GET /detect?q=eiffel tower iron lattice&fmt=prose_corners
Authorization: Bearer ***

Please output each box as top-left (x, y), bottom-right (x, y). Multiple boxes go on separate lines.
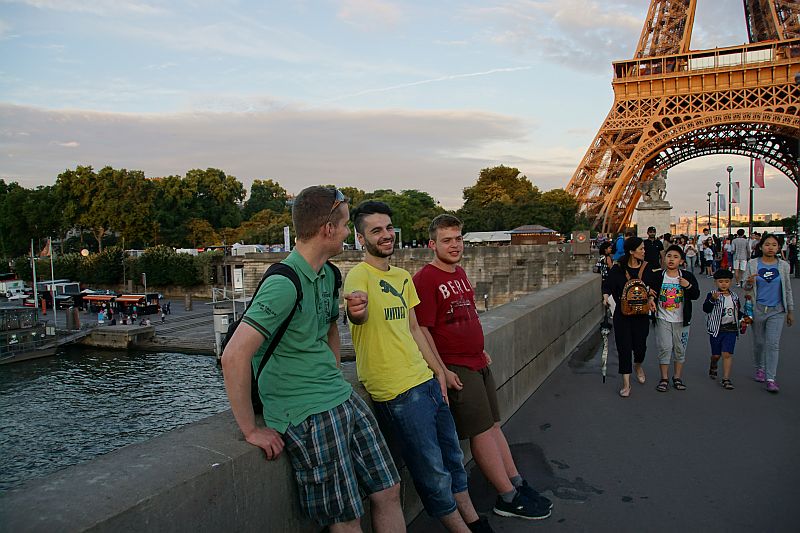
top-left (566, 0), bottom-right (800, 233)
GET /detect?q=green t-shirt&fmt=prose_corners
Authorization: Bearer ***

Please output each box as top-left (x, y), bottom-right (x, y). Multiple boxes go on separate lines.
top-left (242, 250), bottom-right (351, 432)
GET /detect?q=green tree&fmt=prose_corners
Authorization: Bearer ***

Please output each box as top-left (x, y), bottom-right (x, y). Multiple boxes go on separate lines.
top-left (533, 189), bottom-right (580, 235)
top-left (364, 189), bottom-right (445, 245)
top-left (184, 168), bottom-right (245, 229)
top-left (242, 179), bottom-right (288, 220)
top-left (185, 218), bottom-right (219, 248)
top-left (237, 209), bottom-right (293, 244)
top-left (152, 174), bottom-right (194, 246)
top-left (457, 166), bottom-right (541, 232)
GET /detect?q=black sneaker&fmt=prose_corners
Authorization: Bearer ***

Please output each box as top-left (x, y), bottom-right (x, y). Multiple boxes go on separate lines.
top-left (467, 515), bottom-right (495, 532)
top-left (518, 480), bottom-right (554, 510)
top-left (493, 492), bottom-right (551, 520)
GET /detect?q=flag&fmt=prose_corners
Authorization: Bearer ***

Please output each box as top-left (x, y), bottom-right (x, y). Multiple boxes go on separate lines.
top-left (719, 194), bottom-right (726, 211)
top-left (754, 158), bottom-right (765, 188)
top-left (732, 182), bottom-right (740, 204)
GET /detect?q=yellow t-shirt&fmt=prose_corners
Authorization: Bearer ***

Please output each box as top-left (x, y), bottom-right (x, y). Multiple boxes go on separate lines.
top-left (344, 262), bottom-right (433, 401)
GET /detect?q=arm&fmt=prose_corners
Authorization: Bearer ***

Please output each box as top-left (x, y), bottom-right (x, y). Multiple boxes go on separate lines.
top-left (220, 323), bottom-right (285, 460)
top-left (702, 291), bottom-right (718, 313)
top-left (327, 321), bottom-right (341, 366)
top-left (682, 272), bottom-right (701, 301)
top-left (408, 308), bottom-right (448, 402)
top-left (419, 325), bottom-right (463, 390)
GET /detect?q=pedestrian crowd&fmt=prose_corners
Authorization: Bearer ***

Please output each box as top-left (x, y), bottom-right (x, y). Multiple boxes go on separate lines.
top-left (596, 226), bottom-right (794, 398)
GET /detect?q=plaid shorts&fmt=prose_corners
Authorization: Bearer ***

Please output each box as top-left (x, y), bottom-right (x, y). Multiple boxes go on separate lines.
top-left (283, 391), bottom-right (400, 526)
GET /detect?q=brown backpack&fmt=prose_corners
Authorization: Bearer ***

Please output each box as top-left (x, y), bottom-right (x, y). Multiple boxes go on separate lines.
top-left (620, 262), bottom-right (650, 316)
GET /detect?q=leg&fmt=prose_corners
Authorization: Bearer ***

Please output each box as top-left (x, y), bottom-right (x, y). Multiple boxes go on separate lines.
top-left (654, 319), bottom-right (672, 380)
top-left (722, 352), bottom-right (733, 380)
top-left (453, 491), bottom-right (479, 527)
top-left (672, 324), bottom-right (689, 380)
top-left (471, 429), bottom-right (514, 494)
top-left (375, 379), bottom-right (463, 525)
top-left (613, 315), bottom-right (633, 395)
top-left (368, 485), bottom-right (404, 533)
top-left (763, 310), bottom-right (785, 382)
top-left (330, 520), bottom-right (362, 533)
top-left (752, 306), bottom-right (768, 372)
top-left (433, 396), bottom-right (477, 525)
top-left (346, 394), bottom-right (404, 533)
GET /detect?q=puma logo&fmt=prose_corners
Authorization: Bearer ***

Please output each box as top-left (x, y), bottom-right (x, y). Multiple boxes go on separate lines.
top-left (379, 279), bottom-right (407, 308)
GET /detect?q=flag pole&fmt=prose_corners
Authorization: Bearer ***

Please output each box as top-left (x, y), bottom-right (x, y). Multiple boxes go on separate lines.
top-left (49, 237), bottom-right (57, 329)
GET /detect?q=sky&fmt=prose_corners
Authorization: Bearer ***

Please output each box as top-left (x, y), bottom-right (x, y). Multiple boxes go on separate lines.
top-left (0, 0), bottom-right (797, 220)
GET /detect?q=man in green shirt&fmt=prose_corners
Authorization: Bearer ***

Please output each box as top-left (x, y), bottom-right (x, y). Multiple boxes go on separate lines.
top-left (222, 186), bottom-right (403, 532)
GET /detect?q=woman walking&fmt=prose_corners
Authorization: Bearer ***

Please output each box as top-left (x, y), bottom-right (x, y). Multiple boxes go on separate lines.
top-left (684, 237), bottom-right (698, 273)
top-left (743, 233), bottom-right (795, 393)
top-left (603, 237), bottom-right (659, 398)
top-left (704, 237), bottom-right (715, 277)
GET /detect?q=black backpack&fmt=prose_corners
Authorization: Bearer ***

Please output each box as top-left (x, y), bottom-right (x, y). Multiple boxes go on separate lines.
top-left (221, 261), bottom-right (341, 413)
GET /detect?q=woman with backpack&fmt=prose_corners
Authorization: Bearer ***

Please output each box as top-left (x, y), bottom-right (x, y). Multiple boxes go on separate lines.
top-left (603, 237), bottom-right (659, 397)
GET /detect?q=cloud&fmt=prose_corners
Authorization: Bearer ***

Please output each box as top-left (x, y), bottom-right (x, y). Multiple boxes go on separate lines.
top-left (466, 0), bottom-right (749, 73)
top-left (11, 0), bottom-right (166, 16)
top-left (0, 103), bottom-right (529, 209)
top-left (0, 19), bottom-right (11, 39)
top-left (337, 0), bottom-right (403, 31)
top-left (327, 66), bottom-right (533, 102)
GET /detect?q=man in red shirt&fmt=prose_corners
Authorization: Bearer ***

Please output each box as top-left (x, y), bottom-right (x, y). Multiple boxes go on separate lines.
top-left (413, 214), bottom-right (552, 521)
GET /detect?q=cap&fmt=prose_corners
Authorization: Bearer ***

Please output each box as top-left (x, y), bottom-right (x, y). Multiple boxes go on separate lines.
top-left (713, 268), bottom-right (734, 280)
top-left (647, 226), bottom-right (657, 232)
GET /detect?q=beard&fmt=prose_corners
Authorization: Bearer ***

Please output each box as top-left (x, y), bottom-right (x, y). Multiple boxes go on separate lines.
top-left (364, 237), bottom-right (394, 258)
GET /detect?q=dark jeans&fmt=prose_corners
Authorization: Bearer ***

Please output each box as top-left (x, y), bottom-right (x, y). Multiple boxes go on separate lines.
top-left (613, 313), bottom-right (651, 374)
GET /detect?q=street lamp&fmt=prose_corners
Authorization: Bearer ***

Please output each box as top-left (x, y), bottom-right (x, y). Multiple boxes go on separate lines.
top-left (726, 165), bottom-right (733, 235)
top-left (694, 210), bottom-right (698, 237)
top-left (745, 137), bottom-right (757, 236)
top-left (715, 181), bottom-right (721, 238)
top-left (707, 191), bottom-right (712, 234)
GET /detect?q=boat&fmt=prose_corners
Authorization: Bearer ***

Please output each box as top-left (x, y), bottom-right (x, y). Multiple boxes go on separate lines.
top-left (0, 305), bottom-right (58, 365)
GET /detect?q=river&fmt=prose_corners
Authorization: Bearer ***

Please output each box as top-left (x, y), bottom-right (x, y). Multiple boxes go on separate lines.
top-left (0, 346), bottom-right (228, 492)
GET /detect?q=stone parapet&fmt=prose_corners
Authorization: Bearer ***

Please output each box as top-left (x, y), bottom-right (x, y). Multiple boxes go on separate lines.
top-left (0, 274), bottom-right (602, 533)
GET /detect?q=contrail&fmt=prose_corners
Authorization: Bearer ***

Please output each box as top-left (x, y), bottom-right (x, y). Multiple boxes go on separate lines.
top-left (327, 66), bottom-right (533, 102)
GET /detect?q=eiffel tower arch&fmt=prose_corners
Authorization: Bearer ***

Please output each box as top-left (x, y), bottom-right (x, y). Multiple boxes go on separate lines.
top-left (566, 0), bottom-right (800, 233)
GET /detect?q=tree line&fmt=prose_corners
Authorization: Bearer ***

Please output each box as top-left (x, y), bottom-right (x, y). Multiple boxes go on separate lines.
top-left (0, 164), bottom-right (584, 262)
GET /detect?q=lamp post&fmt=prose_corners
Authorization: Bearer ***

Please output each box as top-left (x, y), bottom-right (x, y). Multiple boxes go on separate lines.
top-left (707, 191), bottom-right (712, 234)
top-left (694, 210), bottom-right (698, 237)
top-left (746, 137), bottom-right (757, 236)
top-left (726, 165), bottom-right (733, 236)
top-left (715, 181), bottom-right (721, 238)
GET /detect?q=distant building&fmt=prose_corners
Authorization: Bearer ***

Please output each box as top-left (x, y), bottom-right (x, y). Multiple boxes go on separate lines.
top-left (507, 225), bottom-right (560, 245)
top-left (462, 231), bottom-right (511, 246)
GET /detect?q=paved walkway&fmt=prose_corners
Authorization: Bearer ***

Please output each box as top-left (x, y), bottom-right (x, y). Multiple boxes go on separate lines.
top-left (410, 274), bottom-right (799, 533)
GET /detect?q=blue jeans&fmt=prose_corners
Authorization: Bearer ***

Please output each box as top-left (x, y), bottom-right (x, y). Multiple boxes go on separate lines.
top-left (374, 378), bottom-right (467, 518)
top-left (752, 302), bottom-right (785, 382)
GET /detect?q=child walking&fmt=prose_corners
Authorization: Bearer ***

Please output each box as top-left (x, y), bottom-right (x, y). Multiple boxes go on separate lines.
top-left (702, 269), bottom-right (741, 390)
top-left (651, 245), bottom-right (701, 391)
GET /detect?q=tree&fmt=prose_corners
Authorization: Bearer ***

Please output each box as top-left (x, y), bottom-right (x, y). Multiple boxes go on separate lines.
top-left (184, 168), bottom-right (245, 229)
top-left (242, 179), bottom-right (288, 220)
top-left (185, 218), bottom-right (219, 248)
top-left (237, 209), bottom-right (293, 244)
top-left (56, 165), bottom-right (155, 252)
top-left (457, 166), bottom-right (541, 232)
top-left (533, 189), bottom-right (580, 235)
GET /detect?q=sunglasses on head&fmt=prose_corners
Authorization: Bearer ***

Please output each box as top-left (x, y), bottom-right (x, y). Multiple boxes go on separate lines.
top-left (326, 189), bottom-right (347, 224)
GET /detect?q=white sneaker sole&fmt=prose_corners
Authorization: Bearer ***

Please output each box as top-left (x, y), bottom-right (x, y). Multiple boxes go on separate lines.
top-left (492, 507), bottom-right (552, 520)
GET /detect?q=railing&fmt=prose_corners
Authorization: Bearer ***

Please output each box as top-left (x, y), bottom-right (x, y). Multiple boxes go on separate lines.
top-left (613, 38), bottom-right (800, 80)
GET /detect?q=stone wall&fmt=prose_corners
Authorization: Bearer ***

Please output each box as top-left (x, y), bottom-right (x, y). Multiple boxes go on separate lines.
top-left (231, 244), bottom-right (593, 308)
top-left (0, 273), bottom-right (602, 533)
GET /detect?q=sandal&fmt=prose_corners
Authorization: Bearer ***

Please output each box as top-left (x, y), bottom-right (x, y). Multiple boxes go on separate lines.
top-left (709, 364), bottom-right (718, 380)
top-left (721, 379), bottom-right (735, 390)
top-left (635, 366), bottom-right (646, 384)
top-left (656, 379), bottom-right (669, 392)
top-left (672, 377), bottom-right (687, 390)
top-left (619, 387), bottom-right (631, 398)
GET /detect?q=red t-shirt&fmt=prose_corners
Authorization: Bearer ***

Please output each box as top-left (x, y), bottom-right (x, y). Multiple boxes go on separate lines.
top-left (412, 264), bottom-right (486, 371)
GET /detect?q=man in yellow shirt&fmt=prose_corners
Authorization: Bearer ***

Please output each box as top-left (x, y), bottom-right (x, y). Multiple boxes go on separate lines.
top-left (345, 201), bottom-right (491, 533)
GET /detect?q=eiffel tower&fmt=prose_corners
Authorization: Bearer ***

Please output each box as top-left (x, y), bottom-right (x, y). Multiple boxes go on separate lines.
top-left (566, 0), bottom-right (800, 233)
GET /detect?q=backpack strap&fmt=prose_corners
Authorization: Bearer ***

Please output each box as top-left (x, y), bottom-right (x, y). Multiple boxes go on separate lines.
top-left (637, 261), bottom-right (647, 280)
top-left (253, 263), bottom-right (303, 382)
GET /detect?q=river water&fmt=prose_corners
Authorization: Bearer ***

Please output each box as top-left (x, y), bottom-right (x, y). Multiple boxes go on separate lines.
top-left (0, 346), bottom-right (228, 492)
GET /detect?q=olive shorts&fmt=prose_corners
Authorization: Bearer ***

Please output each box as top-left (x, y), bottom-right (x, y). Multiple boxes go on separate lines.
top-left (445, 364), bottom-right (501, 440)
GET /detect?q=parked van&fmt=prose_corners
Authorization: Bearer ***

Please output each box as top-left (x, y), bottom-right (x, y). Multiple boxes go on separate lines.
top-left (231, 244), bottom-right (267, 256)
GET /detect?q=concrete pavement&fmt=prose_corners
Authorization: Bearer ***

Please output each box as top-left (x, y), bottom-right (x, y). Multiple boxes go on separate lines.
top-left (409, 274), bottom-right (799, 533)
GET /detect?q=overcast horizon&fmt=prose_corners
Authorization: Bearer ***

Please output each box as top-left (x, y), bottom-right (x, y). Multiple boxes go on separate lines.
top-left (1, 0), bottom-right (797, 218)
